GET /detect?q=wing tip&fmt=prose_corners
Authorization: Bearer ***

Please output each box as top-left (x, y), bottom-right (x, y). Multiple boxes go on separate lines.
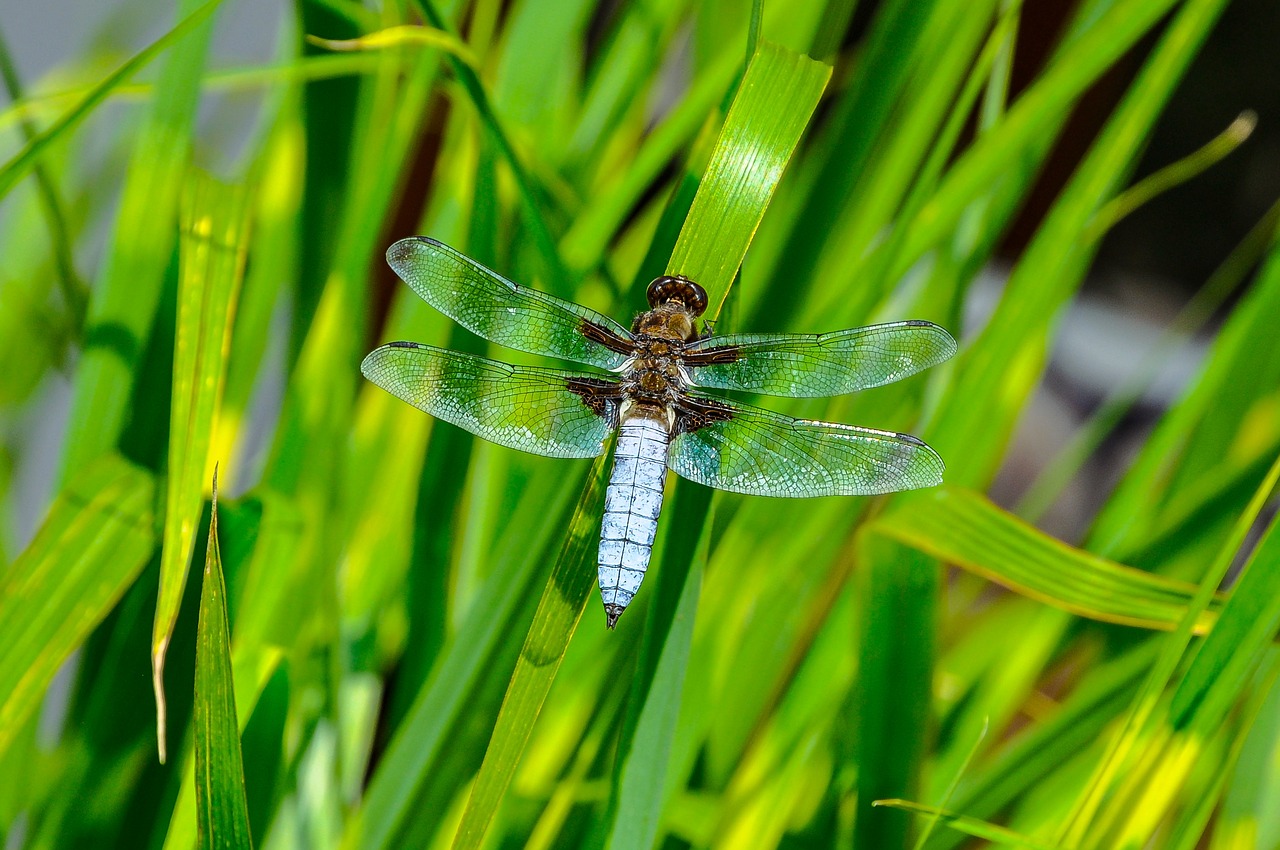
top-left (386, 235), bottom-right (449, 268)
top-left (361, 340), bottom-right (427, 376)
top-left (888, 431), bottom-right (947, 491)
top-left (897, 319), bottom-right (959, 360)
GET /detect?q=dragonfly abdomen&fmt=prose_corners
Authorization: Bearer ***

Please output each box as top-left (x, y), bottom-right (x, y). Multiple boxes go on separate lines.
top-left (598, 416), bottom-right (669, 629)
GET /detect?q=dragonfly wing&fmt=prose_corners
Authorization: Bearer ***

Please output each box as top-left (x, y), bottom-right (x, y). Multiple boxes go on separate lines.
top-left (682, 320), bottom-right (956, 397)
top-left (387, 237), bottom-right (634, 371)
top-left (668, 392), bottom-right (944, 496)
top-left (362, 342), bottom-right (622, 458)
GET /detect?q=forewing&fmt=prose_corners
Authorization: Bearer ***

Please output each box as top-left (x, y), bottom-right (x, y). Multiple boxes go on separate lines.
top-left (387, 237), bottom-right (634, 370)
top-left (682, 320), bottom-right (956, 397)
top-left (668, 393), bottom-right (944, 496)
top-left (361, 342), bottom-right (621, 458)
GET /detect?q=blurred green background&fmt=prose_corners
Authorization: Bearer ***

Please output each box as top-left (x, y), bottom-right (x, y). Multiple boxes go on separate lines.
top-left (2, 1), bottom-right (1280, 848)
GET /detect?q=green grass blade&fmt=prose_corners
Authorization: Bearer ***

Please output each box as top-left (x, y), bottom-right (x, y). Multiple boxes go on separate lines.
top-left (0, 454), bottom-right (155, 758)
top-left (349, 465), bottom-right (587, 850)
top-left (854, 537), bottom-right (938, 849)
top-left (58, 0), bottom-right (221, 481)
top-left (450, 456), bottom-right (608, 850)
top-left (194, 475), bottom-right (253, 850)
top-left (870, 488), bottom-right (1222, 632)
top-left (1017, 193), bottom-right (1280, 524)
top-left (873, 800), bottom-right (1063, 850)
top-left (154, 171), bottom-right (252, 763)
top-left (1083, 111), bottom-right (1254, 241)
top-left (0, 0), bottom-right (223, 201)
top-left (1081, 494), bottom-right (1280, 847)
top-left (668, 39), bottom-right (830, 315)
top-left (929, 0), bottom-right (1230, 490)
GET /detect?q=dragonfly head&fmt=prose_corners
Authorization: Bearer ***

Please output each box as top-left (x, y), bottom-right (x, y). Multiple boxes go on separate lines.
top-left (646, 275), bottom-right (708, 318)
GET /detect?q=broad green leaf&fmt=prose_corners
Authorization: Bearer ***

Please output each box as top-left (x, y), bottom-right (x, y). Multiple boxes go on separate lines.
top-left (154, 171), bottom-right (252, 763)
top-left (193, 476), bottom-right (253, 850)
top-left (0, 454), bottom-right (155, 758)
top-left (668, 39), bottom-right (830, 314)
top-left (450, 456), bottom-right (608, 850)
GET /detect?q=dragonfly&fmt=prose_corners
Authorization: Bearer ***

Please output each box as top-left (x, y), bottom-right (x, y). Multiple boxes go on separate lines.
top-left (362, 237), bottom-right (957, 628)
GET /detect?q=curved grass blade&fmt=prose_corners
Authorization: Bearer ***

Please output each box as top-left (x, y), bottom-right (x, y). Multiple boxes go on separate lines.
top-left (1017, 192), bottom-right (1280, 524)
top-left (870, 487), bottom-right (1223, 632)
top-left (1083, 111), bottom-right (1254, 242)
top-left (0, 0), bottom-right (224, 200)
top-left (194, 472), bottom-right (253, 850)
top-left (668, 39), bottom-right (830, 315)
top-left (1064, 453), bottom-right (1280, 848)
top-left (0, 454), bottom-right (155, 758)
top-left (307, 25), bottom-right (481, 69)
top-left (872, 800), bottom-right (1062, 850)
top-left (154, 172), bottom-right (252, 763)
top-left (450, 456), bottom-right (608, 850)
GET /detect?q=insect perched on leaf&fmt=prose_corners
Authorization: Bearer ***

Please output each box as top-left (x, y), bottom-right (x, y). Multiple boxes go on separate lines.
top-left (362, 238), bottom-right (957, 628)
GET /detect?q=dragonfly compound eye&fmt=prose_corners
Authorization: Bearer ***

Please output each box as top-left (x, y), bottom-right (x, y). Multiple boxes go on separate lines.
top-left (645, 275), bottom-right (709, 317)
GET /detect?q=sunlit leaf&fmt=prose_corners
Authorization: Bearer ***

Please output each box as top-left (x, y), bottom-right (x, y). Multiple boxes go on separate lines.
top-left (193, 473), bottom-right (253, 850)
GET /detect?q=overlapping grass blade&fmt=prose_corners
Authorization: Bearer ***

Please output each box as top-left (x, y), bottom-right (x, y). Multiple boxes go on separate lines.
top-left (873, 800), bottom-right (1062, 850)
top-left (58, 0), bottom-right (221, 480)
top-left (154, 171), bottom-right (252, 762)
top-left (0, 454), bottom-right (155, 758)
top-left (930, 0), bottom-right (1230, 489)
top-left (450, 456), bottom-right (608, 850)
top-left (0, 0), bottom-right (223, 200)
top-left (350, 463), bottom-right (591, 850)
top-left (193, 474), bottom-right (253, 850)
top-left (1018, 191), bottom-right (1280, 523)
top-left (1091, 213), bottom-right (1280, 561)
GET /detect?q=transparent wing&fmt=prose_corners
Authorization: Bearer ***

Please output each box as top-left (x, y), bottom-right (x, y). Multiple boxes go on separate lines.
top-left (682, 320), bottom-right (956, 397)
top-left (668, 393), bottom-right (944, 497)
top-left (361, 342), bottom-right (621, 458)
top-left (387, 237), bottom-right (634, 370)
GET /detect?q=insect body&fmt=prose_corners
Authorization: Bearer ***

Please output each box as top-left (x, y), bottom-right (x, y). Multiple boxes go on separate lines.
top-left (362, 238), bottom-right (956, 628)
